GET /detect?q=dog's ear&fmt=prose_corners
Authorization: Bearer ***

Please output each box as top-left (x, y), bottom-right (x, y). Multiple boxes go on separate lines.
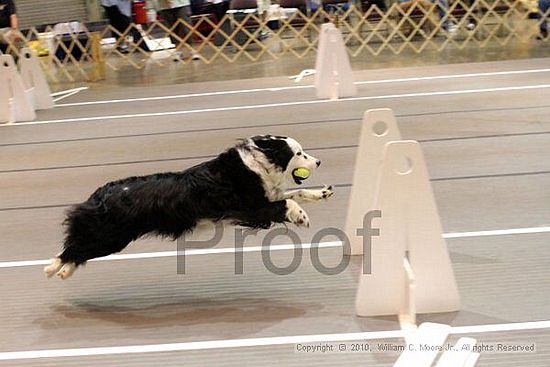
top-left (250, 134), bottom-right (271, 142)
top-left (252, 137), bottom-right (294, 171)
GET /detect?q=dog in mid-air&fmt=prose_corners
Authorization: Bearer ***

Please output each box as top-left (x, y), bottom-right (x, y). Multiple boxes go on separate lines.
top-left (44, 135), bottom-right (334, 279)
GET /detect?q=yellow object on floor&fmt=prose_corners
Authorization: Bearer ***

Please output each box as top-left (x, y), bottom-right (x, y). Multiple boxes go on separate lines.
top-left (28, 40), bottom-right (49, 57)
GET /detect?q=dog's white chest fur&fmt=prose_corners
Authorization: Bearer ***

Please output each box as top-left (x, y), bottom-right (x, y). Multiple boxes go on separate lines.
top-left (238, 148), bottom-right (286, 201)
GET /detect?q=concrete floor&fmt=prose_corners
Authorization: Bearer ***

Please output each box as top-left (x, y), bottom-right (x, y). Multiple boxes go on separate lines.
top-left (1, 57), bottom-right (550, 366)
top-left (51, 36), bottom-right (550, 91)
top-left (115, 44), bottom-right (550, 87)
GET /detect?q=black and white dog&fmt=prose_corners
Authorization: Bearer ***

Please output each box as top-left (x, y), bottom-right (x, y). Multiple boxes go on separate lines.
top-left (44, 135), bottom-right (333, 279)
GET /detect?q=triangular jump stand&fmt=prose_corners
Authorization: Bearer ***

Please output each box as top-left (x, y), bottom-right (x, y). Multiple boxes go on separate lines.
top-left (19, 48), bottom-right (54, 110)
top-left (344, 108), bottom-right (402, 255)
top-left (355, 140), bottom-right (460, 320)
top-left (314, 22), bottom-right (356, 99)
top-left (0, 54), bottom-right (36, 124)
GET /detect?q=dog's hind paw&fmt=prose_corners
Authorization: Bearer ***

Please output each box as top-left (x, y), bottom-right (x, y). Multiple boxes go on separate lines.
top-left (44, 258), bottom-right (63, 278)
top-left (285, 199), bottom-right (310, 228)
top-left (57, 263), bottom-right (77, 280)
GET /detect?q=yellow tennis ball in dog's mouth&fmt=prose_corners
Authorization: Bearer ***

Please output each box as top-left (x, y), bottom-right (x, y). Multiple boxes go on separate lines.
top-left (293, 167), bottom-right (310, 179)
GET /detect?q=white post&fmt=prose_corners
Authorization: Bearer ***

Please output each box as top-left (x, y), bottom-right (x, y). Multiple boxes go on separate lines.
top-left (314, 23), bottom-right (356, 99)
top-left (344, 108), bottom-right (402, 255)
top-left (0, 55), bottom-right (36, 124)
top-left (400, 257), bottom-right (416, 329)
top-left (0, 59), bottom-right (10, 124)
top-left (19, 48), bottom-right (54, 110)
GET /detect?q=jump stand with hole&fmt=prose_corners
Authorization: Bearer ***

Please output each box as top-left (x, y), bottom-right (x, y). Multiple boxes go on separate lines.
top-left (346, 108), bottom-right (471, 365)
top-left (0, 54), bottom-right (35, 124)
top-left (354, 139), bottom-right (460, 321)
top-left (0, 49), bottom-right (53, 124)
top-left (346, 108), bottom-right (460, 320)
top-left (344, 108), bottom-right (402, 255)
top-left (314, 22), bottom-right (356, 100)
top-left (19, 48), bottom-right (54, 110)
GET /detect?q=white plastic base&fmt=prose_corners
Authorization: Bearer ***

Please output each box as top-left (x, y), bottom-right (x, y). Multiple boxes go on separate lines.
top-left (394, 323), bottom-right (480, 367)
top-left (435, 337), bottom-right (480, 367)
top-left (394, 323), bottom-right (451, 367)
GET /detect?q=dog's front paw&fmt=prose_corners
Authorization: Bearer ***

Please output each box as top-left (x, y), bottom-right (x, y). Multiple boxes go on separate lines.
top-left (320, 185), bottom-right (334, 200)
top-left (285, 199), bottom-right (310, 227)
top-left (305, 185), bottom-right (334, 202)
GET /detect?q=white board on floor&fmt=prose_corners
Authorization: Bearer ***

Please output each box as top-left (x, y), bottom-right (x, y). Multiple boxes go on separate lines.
top-left (394, 323), bottom-right (451, 367)
top-left (435, 337), bottom-right (479, 367)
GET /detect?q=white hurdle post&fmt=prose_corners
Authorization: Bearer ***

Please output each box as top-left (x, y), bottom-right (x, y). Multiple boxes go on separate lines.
top-left (314, 22), bottom-right (357, 100)
top-left (0, 54), bottom-right (36, 124)
top-left (355, 139), bottom-right (460, 320)
top-left (19, 47), bottom-right (54, 110)
top-left (344, 108), bottom-right (402, 255)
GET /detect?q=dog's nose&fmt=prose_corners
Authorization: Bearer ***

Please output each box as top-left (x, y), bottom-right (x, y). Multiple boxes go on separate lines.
top-left (316, 160), bottom-right (321, 167)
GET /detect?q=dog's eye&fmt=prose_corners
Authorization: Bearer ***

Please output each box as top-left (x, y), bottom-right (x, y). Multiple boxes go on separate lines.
top-left (296, 152), bottom-right (302, 156)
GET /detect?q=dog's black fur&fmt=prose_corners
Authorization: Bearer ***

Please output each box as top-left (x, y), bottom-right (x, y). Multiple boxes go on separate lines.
top-left (59, 138), bottom-right (296, 266)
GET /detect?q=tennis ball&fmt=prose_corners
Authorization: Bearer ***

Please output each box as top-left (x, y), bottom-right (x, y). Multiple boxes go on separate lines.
top-left (293, 167), bottom-right (310, 179)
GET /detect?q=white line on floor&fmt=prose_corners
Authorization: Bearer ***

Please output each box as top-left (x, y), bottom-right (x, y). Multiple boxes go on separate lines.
top-left (50, 87), bottom-right (88, 98)
top-left (54, 68), bottom-right (550, 107)
top-left (0, 241), bottom-right (343, 268)
top-left (56, 85), bottom-right (311, 107)
top-left (443, 226), bottom-right (550, 238)
top-left (53, 89), bottom-right (85, 102)
top-left (6, 84), bottom-right (550, 127)
top-left (0, 320), bottom-right (548, 360)
top-left (1, 225), bottom-right (548, 269)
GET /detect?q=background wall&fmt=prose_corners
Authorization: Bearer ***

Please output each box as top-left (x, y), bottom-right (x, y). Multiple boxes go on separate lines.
top-left (15, 0), bottom-right (92, 28)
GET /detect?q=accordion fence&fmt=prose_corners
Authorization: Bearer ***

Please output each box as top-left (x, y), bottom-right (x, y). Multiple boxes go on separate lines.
top-left (0, 0), bottom-right (548, 82)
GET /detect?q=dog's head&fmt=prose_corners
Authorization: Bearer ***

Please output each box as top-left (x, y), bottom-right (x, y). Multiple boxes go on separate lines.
top-left (248, 135), bottom-right (320, 185)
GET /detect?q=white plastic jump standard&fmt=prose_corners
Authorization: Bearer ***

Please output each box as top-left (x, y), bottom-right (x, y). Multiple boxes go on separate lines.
top-left (0, 55), bottom-right (36, 124)
top-left (355, 140), bottom-right (460, 317)
top-left (19, 48), bottom-right (54, 110)
top-left (314, 23), bottom-right (357, 99)
top-left (344, 108), bottom-right (402, 255)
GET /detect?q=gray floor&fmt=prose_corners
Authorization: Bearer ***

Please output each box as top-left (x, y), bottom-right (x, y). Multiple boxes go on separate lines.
top-left (1, 57), bottom-right (550, 366)
top-left (98, 40), bottom-right (550, 88)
